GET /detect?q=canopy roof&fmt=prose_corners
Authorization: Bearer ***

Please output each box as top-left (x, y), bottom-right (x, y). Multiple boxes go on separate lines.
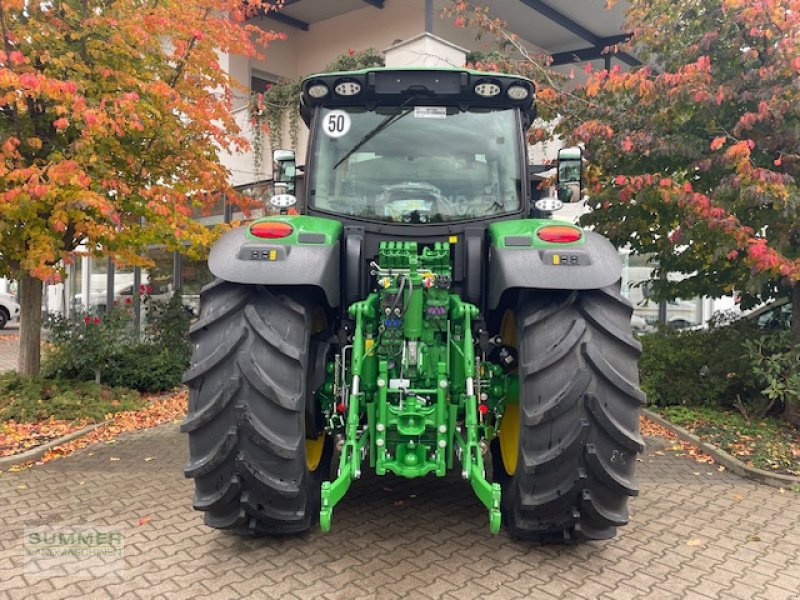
top-left (261, 0), bottom-right (639, 69)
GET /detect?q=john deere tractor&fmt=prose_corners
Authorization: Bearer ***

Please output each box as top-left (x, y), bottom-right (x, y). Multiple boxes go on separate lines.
top-left (182, 67), bottom-right (645, 542)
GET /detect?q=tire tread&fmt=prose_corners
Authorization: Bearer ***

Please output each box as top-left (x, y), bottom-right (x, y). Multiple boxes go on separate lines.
top-left (502, 284), bottom-right (643, 543)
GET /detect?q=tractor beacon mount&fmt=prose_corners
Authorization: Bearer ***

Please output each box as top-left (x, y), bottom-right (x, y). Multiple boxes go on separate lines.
top-left (182, 67), bottom-right (645, 543)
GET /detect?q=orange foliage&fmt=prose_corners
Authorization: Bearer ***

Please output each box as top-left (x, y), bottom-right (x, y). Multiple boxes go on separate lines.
top-left (2, 391), bottom-right (188, 472)
top-left (0, 0), bottom-right (283, 278)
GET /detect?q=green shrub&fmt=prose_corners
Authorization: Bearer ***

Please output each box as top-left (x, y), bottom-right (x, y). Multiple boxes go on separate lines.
top-left (639, 315), bottom-right (763, 408)
top-left (44, 308), bottom-right (134, 384)
top-left (144, 292), bottom-right (192, 364)
top-left (43, 291), bottom-right (192, 393)
top-left (102, 344), bottom-right (190, 393)
top-left (0, 372), bottom-right (142, 423)
top-left (639, 327), bottom-right (716, 406)
top-left (740, 332), bottom-right (799, 421)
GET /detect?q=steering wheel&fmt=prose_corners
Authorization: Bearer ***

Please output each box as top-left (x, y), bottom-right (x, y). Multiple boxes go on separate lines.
top-left (383, 182), bottom-right (445, 223)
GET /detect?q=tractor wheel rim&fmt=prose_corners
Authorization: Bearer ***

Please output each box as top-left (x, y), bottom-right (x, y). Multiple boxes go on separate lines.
top-left (498, 403), bottom-right (520, 475)
top-left (498, 309), bottom-right (519, 476)
top-left (305, 436), bottom-right (326, 472)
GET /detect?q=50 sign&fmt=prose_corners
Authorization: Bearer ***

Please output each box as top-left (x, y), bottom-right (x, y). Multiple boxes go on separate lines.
top-left (324, 110), bottom-right (351, 138)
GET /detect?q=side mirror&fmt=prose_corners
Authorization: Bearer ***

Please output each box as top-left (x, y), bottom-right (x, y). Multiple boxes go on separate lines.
top-left (556, 146), bottom-right (582, 203)
top-left (272, 149), bottom-right (296, 195)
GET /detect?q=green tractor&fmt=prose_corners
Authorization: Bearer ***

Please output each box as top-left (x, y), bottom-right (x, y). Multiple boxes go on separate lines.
top-left (182, 67), bottom-right (645, 542)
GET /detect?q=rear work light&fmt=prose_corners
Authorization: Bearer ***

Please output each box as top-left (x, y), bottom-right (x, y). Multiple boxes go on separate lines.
top-left (506, 85), bottom-right (530, 100)
top-left (307, 84), bottom-right (329, 99)
top-left (334, 80), bottom-right (361, 96)
top-left (537, 225), bottom-right (582, 243)
top-left (474, 82), bottom-right (501, 97)
top-left (250, 221), bottom-right (294, 239)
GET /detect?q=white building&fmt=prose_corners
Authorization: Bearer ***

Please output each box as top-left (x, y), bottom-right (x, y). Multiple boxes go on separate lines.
top-left (220, 0), bottom-right (638, 186)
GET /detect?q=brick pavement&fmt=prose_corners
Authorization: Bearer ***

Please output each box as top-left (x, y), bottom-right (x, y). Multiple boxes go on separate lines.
top-left (1, 423), bottom-right (799, 600)
top-left (0, 322), bottom-right (19, 372)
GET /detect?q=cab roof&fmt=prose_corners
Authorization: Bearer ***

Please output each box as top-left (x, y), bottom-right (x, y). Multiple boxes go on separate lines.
top-left (299, 67), bottom-right (536, 129)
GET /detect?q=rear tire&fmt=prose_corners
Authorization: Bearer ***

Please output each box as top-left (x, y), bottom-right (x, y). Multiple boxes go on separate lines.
top-left (182, 280), bottom-right (331, 535)
top-left (0, 308), bottom-right (8, 330)
top-left (496, 283), bottom-right (645, 543)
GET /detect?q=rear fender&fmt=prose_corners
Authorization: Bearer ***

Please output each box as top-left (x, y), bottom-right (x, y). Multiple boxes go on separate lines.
top-left (208, 215), bottom-right (342, 307)
top-left (487, 219), bottom-right (622, 309)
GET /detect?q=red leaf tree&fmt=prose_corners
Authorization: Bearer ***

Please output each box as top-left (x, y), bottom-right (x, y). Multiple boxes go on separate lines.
top-left (0, 0), bottom-right (281, 374)
top-left (568, 0), bottom-right (800, 321)
top-left (448, 0), bottom-right (800, 421)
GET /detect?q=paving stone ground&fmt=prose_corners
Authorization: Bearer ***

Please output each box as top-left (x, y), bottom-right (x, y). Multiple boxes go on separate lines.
top-left (1, 421), bottom-right (799, 600)
top-left (0, 322), bottom-right (19, 372)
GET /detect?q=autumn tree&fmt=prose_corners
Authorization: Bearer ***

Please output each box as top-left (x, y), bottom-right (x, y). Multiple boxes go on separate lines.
top-left (569, 0), bottom-right (799, 312)
top-left (448, 0), bottom-right (800, 422)
top-left (0, 0), bottom-right (280, 374)
top-left (568, 0), bottom-right (800, 422)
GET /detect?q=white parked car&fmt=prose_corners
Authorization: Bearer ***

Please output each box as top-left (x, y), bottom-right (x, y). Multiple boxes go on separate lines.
top-left (0, 293), bottom-right (20, 329)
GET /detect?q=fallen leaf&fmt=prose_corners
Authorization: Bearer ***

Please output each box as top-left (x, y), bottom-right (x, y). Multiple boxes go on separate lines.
top-left (693, 471), bottom-right (700, 476)
top-left (687, 538), bottom-right (704, 547)
top-left (745, 533), bottom-right (762, 542)
top-left (144, 457), bottom-right (156, 462)
top-left (17, 484), bottom-right (27, 490)
top-left (2, 391), bottom-right (188, 470)
top-left (733, 494), bottom-right (745, 502)
top-left (109, 457), bottom-right (120, 461)
top-left (718, 465), bottom-right (726, 472)
top-left (654, 450), bottom-right (665, 456)
top-left (137, 516), bottom-right (152, 526)
top-left (393, 500), bottom-right (404, 506)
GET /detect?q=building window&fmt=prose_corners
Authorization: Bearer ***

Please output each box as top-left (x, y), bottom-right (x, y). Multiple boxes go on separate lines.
top-left (251, 71), bottom-right (276, 95)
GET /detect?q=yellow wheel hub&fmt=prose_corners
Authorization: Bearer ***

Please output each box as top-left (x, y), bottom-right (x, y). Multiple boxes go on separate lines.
top-left (499, 403), bottom-right (520, 475)
top-left (305, 436), bottom-right (326, 472)
top-left (306, 306), bottom-right (329, 472)
top-left (312, 307), bottom-right (327, 335)
top-left (498, 310), bottom-right (519, 476)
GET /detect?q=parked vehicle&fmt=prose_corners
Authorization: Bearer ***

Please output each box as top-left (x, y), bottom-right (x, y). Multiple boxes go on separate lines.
top-left (747, 297), bottom-right (791, 331)
top-left (0, 293), bottom-right (20, 329)
top-left (182, 67), bottom-right (644, 542)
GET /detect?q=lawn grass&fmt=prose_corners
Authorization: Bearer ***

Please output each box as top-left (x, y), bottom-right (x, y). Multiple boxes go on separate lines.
top-left (0, 372), bottom-right (144, 423)
top-left (658, 406), bottom-right (800, 477)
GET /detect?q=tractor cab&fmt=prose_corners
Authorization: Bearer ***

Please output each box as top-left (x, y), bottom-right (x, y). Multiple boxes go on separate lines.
top-left (298, 69), bottom-right (535, 226)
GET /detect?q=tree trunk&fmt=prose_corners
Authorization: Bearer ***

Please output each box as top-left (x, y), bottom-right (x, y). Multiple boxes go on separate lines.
top-left (793, 285), bottom-right (800, 347)
top-left (787, 285), bottom-right (800, 427)
top-left (18, 272), bottom-right (43, 376)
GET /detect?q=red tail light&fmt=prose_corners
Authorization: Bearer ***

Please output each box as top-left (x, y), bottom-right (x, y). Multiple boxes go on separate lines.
top-left (250, 221), bottom-right (293, 239)
top-left (537, 225), bottom-right (582, 243)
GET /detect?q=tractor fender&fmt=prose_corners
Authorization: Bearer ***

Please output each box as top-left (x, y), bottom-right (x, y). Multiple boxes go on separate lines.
top-left (487, 229), bottom-right (622, 309)
top-left (208, 216), bottom-right (341, 307)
